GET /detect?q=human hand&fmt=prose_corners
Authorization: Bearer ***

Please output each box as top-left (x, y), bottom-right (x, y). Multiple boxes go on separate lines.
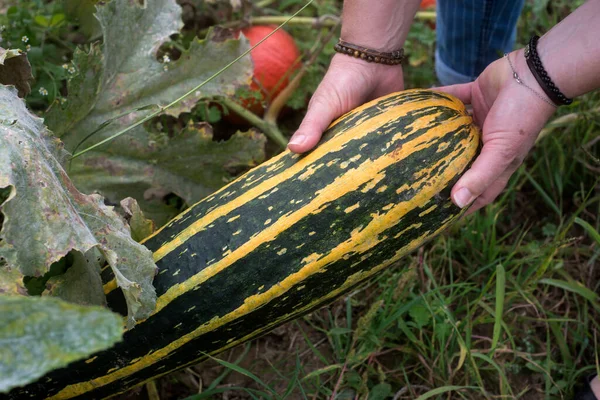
top-left (438, 50), bottom-right (556, 214)
top-left (287, 54), bottom-right (404, 153)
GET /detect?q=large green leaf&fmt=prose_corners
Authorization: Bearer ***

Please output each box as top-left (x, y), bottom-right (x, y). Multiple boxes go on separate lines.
top-left (68, 122), bottom-right (266, 225)
top-left (0, 295), bottom-right (122, 393)
top-left (0, 85), bottom-right (156, 325)
top-left (45, 0), bottom-right (260, 224)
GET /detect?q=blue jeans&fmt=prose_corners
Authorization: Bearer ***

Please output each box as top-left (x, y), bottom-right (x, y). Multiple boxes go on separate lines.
top-left (435, 0), bottom-right (525, 85)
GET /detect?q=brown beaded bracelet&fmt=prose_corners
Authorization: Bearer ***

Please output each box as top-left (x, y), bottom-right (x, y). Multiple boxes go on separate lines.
top-left (333, 39), bottom-right (404, 65)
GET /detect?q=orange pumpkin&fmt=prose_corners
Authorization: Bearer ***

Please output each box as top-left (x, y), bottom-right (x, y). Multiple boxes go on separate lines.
top-left (420, 0), bottom-right (436, 9)
top-left (419, 0), bottom-right (436, 30)
top-left (237, 25), bottom-right (301, 116)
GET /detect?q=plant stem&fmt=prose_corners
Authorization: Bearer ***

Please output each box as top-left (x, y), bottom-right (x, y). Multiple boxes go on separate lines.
top-left (199, 11), bottom-right (435, 37)
top-left (221, 15), bottom-right (340, 29)
top-left (72, 0), bottom-right (315, 159)
top-left (218, 97), bottom-right (288, 149)
top-left (145, 381), bottom-right (160, 400)
top-left (255, 0), bottom-right (278, 8)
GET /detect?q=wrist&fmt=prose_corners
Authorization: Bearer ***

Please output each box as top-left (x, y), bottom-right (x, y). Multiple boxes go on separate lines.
top-left (509, 49), bottom-right (557, 117)
top-left (533, 0), bottom-right (600, 99)
top-left (330, 52), bottom-right (403, 71)
top-left (535, 34), bottom-right (578, 99)
top-left (339, 32), bottom-right (403, 53)
top-left (340, 0), bottom-right (420, 52)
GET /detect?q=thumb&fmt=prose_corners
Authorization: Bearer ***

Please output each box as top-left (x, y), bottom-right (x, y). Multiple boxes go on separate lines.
top-left (435, 83), bottom-right (474, 105)
top-left (450, 139), bottom-right (521, 209)
top-left (288, 85), bottom-right (344, 153)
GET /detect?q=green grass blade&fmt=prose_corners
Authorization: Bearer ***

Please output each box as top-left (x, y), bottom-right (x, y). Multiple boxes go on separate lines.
top-left (294, 321), bottom-right (329, 365)
top-left (539, 278), bottom-right (599, 303)
top-left (575, 217), bottom-right (600, 245)
top-left (205, 343), bottom-right (251, 391)
top-left (184, 386), bottom-right (272, 400)
top-left (204, 354), bottom-right (280, 398)
top-left (524, 170), bottom-right (561, 217)
top-left (415, 386), bottom-right (479, 400)
top-left (491, 263), bottom-right (506, 351)
top-left (301, 364), bottom-right (342, 381)
top-left (471, 353), bottom-right (512, 397)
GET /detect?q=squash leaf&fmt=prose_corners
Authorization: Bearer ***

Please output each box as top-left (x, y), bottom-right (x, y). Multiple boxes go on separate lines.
top-left (0, 295), bottom-right (122, 393)
top-left (45, 0), bottom-right (260, 224)
top-left (0, 85), bottom-right (157, 326)
top-left (120, 197), bottom-right (156, 243)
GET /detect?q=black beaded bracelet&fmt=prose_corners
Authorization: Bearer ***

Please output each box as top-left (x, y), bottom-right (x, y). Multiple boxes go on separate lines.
top-left (524, 35), bottom-right (573, 106)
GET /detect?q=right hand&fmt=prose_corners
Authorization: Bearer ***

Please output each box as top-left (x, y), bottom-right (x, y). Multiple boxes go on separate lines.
top-left (287, 53), bottom-right (404, 153)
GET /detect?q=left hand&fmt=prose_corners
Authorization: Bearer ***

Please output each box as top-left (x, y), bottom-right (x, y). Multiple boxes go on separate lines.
top-left (438, 49), bottom-right (556, 214)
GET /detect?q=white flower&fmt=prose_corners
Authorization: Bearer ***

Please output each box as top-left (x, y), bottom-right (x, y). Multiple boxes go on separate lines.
top-left (162, 54), bottom-right (171, 63)
top-left (0, 25), bottom-right (6, 32)
top-left (62, 64), bottom-right (69, 70)
top-left (21, 36), bottom-right (28, 43)
top-left (60, 97), bottom-right (67, 105)
top-left (25, 44), bottom-right (30, 51)
top-left (68, 66), bottom-right (76, 74)
top-left (39, 87), bottom-right (48, 96)
top-left (163, 64), bottom-right (169, 72)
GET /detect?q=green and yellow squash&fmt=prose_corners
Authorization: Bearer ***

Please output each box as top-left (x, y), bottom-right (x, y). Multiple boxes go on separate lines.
top-left (7, 89), bottom-right (480, 399)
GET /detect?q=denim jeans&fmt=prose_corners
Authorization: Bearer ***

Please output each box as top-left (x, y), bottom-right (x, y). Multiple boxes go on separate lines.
top-left (435, 0), bottom-right (525, 85)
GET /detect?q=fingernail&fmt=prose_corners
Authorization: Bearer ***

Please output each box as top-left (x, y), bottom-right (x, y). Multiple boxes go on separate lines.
top-left (288, 134), bottom-right (306, 147)
top-left (453, 187), bottom-right (474, 208)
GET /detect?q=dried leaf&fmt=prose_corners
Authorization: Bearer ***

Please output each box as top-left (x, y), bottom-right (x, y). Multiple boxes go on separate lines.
top-left (0, 85), bottom-right (156, 325)
top-left (0, 295), bottom-right (122, 393)
top-left (0, 47), bottom-right (33, 97)
top-left (44, 0), bottom-right (259, 224)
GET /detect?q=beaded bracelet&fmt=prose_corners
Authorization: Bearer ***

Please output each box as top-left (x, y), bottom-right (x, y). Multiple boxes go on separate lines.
top-left (333, 39), bottom-right (404, 65)
top-left (524, 35), bottom-right (573, 106)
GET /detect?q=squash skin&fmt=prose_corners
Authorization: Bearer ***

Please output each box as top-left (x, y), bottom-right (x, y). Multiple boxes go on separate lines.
top-left (6, 89), bottom-right (480, 399)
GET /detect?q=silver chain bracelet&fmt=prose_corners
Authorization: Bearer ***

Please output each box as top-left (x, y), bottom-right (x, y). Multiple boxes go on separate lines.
top-left (504, 53), bottom-right (556, 108)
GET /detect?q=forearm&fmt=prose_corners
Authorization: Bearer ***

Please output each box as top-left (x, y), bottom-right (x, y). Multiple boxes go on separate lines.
top-left (538, 0), bottom-right (600, 98)
top-left (340, 0), bottom-right (421, 51)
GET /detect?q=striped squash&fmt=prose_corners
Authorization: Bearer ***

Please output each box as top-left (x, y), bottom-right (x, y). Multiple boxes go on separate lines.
top-left (7, 89), bottom-right (479, 399)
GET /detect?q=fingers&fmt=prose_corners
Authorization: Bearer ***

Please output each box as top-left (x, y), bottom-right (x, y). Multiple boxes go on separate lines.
top-left (288, 85), bottom-right (343, 153)
top-left (289, 55), bottom-right (404, 154)
top-left (435, 83), bottom-right (473, 105)
top-left (464, 173), bottom-right (511, 215)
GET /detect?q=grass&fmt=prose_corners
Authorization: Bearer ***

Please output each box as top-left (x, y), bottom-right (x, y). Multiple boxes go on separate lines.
top-left (131, 0), bottom-right (600, 399)
top-left (5, 0), bottom-right (596, 398)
